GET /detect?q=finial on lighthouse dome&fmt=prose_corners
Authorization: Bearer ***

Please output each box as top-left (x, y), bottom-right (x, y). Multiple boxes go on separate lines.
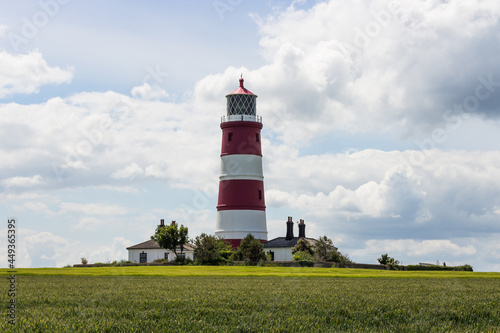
top-left (227, 75), bottom-right (256, 96)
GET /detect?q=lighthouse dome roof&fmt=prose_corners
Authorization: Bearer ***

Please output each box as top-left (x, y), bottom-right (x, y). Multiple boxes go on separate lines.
top-left (226, 77), bottom-right (257, 97)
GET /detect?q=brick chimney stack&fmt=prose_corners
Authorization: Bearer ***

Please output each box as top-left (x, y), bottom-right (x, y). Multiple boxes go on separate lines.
top-left (298, 219), bottom-right (306, 238)
top-left (285, 216), bottom-right (294, 240)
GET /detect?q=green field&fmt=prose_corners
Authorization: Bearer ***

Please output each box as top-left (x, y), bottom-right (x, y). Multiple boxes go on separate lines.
top-left (2, 267), bottom-right (499, 332)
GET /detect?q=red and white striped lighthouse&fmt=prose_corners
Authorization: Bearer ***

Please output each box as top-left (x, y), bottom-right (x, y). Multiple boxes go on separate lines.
top-left (215, 76), bottom-right (267, 247)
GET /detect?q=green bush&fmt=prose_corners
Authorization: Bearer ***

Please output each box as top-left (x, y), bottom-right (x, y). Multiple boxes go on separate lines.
top-left (153, 259), bottom-right (169, 264)
top-left (175, 257), bottom-right (193, 265)
top-left (377, 254), bottom-right (399, 265)
top-left (299, 260), bottom-right (314, 267)
top-left (193, 233), bottom-right (233, 265)
top-left (233, 234), bottom-right (266, 263)
top-left (93, 262), bottom-right (108, 267)
top-left (328, 250), bottom-right (352, 264)
top-left (291, 238), bottom-right (314, 255)
top-left (407, 264), bottom-right (473, 272)
top-left (292, 250), bottom-right (315, 266)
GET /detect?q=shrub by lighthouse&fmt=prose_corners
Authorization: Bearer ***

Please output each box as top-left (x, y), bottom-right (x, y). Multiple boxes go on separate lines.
top-left (215, 77), bottom-right (268, 247)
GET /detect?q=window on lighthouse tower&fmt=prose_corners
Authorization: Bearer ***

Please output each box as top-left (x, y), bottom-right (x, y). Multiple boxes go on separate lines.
top-left (228, 133), bottom-right (233, 141)
top-left (258, 190), bottom-right (262, 200)
top-left (256, 133), bottom-right (260, 142)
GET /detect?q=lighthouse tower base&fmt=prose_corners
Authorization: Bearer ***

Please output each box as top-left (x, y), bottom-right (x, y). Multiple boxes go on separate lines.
top-left (215, 210), bottom-right (267, 247)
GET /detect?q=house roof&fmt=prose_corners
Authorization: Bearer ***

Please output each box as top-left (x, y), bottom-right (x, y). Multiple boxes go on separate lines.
top-left (263, 237), bottom-right (317, 249)
top-left (126, 239), bottom-right (195, 251)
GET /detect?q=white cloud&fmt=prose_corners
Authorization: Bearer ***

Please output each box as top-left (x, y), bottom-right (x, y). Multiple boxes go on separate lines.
top-left (88, 237), bottom-right (132, 263)
top-left (13, 201), bottom-right (53, 215)
top-left (2, 1), bottom-right (500, 272)
top-left (93, 185), bottom-right (140, 193)
top-left (363, 239), bottom-right (477, 257)
top-left (111, 163), bottom-right (144, 179)
top-left (244, 0), bottom-right (500, 138)
top-left (74, 217), bottom-right (104, 231)
top-left (266, 149), bottom-right (500, 243)
top-left (344, 237), bottom-right (485, 267)
top-left (0, 85), bottom-right (219, 191)
top-left (2, 174), bottom-right (44, 187)
top-left (22, 231), bottom-right (70, 267)
top-left (10, 230), bottom-right (132, 267)
top-left (131, 83), bottom-right (169, 100)
top-left (59, 202), bottom-right (130, 216)
top-left (267, 164), bottom-right (425, 219)
top-left (0, 51), bottom-right (73, 98)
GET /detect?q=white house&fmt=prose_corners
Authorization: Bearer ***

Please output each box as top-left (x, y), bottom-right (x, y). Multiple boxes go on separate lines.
top-left (127, 239), bottom-right (195, 263)
top-left (127, 220), bottom-right (195, 263)
top-left (263, 217), bottom-right (318, 261)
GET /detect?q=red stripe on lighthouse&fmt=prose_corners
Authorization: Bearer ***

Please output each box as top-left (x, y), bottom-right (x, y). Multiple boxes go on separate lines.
top-left (225, 239), bottom-right (266, 248)
top-left (217, 179), bottom-right (266, 211)
top-left (220, 121), bottom-right (263, 156)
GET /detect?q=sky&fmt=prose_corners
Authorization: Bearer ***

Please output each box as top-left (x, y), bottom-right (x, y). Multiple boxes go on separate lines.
top-left (1, 0), bottom-right (500, 271)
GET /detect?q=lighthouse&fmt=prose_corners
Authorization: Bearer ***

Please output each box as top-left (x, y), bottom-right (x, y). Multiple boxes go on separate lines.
top-left (215, 76), bottom-right (268, 247)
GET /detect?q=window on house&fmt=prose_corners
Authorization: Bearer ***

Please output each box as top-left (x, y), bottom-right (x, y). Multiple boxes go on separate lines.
top-left (256, 133), bottom-right (260, 142)
top-left (228, 133), bottom-right (233, 141)
top-left (164, 253), bottom-right (169, 260)
top-left (178, 253), bottom-right (186, 260)
top-left (268, 251), bottom-right (274, 261)
top-left (258, 190), bottom-right (262, 200)
top-left (139, 252), bottom-right (147, 263)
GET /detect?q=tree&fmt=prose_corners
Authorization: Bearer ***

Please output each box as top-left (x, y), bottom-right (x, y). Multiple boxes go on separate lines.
top-left (233, 233), bottom-right (266, 262)
top-left (291, 238), bottom-right (314, 255)
top-left (193, 233), bottom-right (233, 265)
top-left (313, 235), bottom-right (336, 261)
top-left (151, 222), bottom-right (188, 259)
top-left (377, 253), bottom-right (400, 266)
top-left (329, 250), bottom-right (352, 264)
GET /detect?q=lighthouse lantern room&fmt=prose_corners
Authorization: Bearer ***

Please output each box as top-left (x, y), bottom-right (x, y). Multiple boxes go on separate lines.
top-left (215, 76), bottom-right (268, 247)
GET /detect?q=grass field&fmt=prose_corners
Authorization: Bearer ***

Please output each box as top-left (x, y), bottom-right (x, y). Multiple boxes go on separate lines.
top-left (3, 265), bottom-right (500, 278)
top-left (1, 267), bottom-right (499, 332)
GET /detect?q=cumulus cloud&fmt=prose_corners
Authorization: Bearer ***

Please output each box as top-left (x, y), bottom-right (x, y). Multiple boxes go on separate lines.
top-left (363, 239), bottom-right (477, 257)
top-left (2, 174), bottom-right (45, 187)
top-left (243, 0), bottom-right (500, 138)
top-left (2, 2), bottom-right (500, 271)
top-left (59, 202), bottom-right (131, 216)
top-left (13, 201), bottom-right (53, 215)
top-left (344, 237), bottom-right (483, 267)
top-left (266, 149), bottom-right (500, 242)
top-left (22, 231), bottom-right (70, 267)
top-left (0, 86), bottom-right (220, 191)
top-left (111, 163), bottom-right (144, 179)
top-left (74, 217), bottom-right (105, 231)
top-left (131, 83), bottom-right (170, 100)
top-left (10, 230), bottom-right (132, 267)
top-left (0, 50), bottom-right (73, 98)
top-left (88, 237), bottom-right (132, 263)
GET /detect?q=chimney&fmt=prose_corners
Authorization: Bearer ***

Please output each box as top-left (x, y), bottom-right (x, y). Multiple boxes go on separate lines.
top-left (159, 219), bottom-right (165, 227)
top-left (285, 216), bottom-right (294, 240)
top-left (171, 220), bottom-right (176, 226)
top-left (298, 219), bottom-right (306, 238)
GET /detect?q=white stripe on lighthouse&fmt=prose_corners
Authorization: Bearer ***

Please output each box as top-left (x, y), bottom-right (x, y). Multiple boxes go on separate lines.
top-left (219, 154), bottom-right (263, 181)
top-left (215, 210), bottom-right (268, 240)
